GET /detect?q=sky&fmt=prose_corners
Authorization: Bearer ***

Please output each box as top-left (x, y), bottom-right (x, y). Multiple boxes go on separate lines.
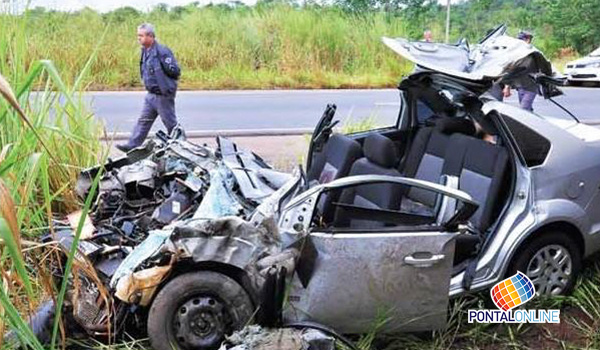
top-left (27, 0), bottom-right (241, 12)
top-left (4, 0), bottom-right (461, 13)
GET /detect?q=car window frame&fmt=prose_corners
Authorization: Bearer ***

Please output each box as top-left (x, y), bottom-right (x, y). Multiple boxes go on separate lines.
top-left (304, 175), bottom-right (478, 234)
top-left (343, 90), bottom-right (408, 137)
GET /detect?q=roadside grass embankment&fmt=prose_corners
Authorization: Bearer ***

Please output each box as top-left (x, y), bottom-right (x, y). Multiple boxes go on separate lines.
top-left (0, 14), bottom-right (106, 349)
top-left (13, 5), bottom-right (415, 90)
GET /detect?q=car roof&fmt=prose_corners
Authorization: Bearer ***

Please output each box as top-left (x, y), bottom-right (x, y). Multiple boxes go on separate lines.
top-left (382, 25), bottom-right (552, 82)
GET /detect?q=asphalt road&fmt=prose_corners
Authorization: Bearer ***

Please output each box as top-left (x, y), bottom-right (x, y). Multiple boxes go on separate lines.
top-left (87, 87), bottom-right (600, 133)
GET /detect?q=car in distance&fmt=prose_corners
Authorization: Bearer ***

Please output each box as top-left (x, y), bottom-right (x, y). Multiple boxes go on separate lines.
top-left (565, 47), bottom-right (600, 85)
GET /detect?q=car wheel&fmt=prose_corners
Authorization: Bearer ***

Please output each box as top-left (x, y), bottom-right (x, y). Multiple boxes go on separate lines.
top-left (507, 232), bottom-right (581, 296)
top-left (147, 271), bottom-right (255, 350)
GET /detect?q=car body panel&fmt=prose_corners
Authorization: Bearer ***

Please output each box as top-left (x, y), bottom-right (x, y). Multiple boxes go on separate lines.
top-left (279, 175), bottom-right (478, 332)
top-left (284, 230), bottom-right (456, 333)
top-left (449, 100), bottom-right (600, 295)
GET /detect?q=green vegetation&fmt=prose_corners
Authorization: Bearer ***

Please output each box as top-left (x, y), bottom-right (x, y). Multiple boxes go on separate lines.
top-left (0, 12), bottom-right (105, 349)
top-left (6, 0), bottom-right (594, 91)
top-left (20, 5), bottom-right (413, 90)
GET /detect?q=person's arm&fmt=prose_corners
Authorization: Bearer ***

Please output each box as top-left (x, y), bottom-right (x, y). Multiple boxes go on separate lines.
top-left (158, 46), bottom-right (181, 80)
top-left (139, 50), bottom-right (145, 81)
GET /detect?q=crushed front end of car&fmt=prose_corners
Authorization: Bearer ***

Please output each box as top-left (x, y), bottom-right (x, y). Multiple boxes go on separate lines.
top-left (36, 128), bottom-right (307, 346)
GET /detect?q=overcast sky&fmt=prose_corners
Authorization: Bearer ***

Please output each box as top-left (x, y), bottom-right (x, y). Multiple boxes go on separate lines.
top-left (27, 0), bottom-right (240, 12)
top-left (16, 0), bottom-right (461, 13)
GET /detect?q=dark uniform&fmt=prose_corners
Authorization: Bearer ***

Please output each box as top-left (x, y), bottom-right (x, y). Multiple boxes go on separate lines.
top-left (126, 42), bottom-right (181, 148)
top-left (512, 54), bottom-right (551, 112)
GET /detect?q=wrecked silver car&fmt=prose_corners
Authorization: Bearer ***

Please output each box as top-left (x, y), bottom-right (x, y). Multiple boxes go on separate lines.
top-left (39, 129), bottom-right (299, 347)
top-left (38, 25), bottom-right (598, 350)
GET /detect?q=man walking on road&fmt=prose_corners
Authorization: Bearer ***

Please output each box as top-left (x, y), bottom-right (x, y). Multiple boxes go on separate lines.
top-left (117, 23), bottom-right (181, 153)
top-left (502, 31), bottom-right (541, 112)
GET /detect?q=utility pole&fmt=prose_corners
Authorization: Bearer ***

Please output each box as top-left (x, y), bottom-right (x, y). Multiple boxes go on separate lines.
top-left (445, 0), bottom-right (451, 43)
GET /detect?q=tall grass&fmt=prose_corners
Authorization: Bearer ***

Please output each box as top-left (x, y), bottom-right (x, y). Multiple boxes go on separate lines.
top-left (0, 11), bottom-right (105, 348)
top-left (15, 5), bottom-right (413, 90)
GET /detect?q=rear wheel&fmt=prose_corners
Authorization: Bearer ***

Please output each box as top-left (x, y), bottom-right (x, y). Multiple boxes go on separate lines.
top-left (147, 271), bottom-right (254, 350)
top-left (507, 232), bottom-right (581, 296)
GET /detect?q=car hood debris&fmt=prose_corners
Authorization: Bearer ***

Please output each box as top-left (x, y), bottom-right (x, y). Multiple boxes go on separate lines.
top-left (44, 129), bottom-right (304, 340)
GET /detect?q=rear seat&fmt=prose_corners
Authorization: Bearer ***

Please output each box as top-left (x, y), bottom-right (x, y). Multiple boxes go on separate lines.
top-left (399, 118), bottom-right (476, 216)
top-left (400, 118), bottom-right (509, 233)
top-left (321, 120), bottom-right (509, 234)
top-left (446, 135), bottom-right (509, 232)
top-left (445, 134), bottom-right (509, 263)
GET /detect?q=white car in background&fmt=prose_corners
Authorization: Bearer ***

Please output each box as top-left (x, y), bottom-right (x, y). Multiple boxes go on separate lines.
top-left (565, 47), bottom-right (600, 85)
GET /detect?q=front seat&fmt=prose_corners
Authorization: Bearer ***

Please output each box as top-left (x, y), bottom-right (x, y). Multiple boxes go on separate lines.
top-left (333, 134), bottom-right (402, 228)
top-left (307, 133), bottom-right (363, 185)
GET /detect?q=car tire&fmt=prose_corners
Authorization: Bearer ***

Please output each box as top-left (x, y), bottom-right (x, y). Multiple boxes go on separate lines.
top-left (147, 271), bottom-right (255, 350)
top-left (506, 231), bottom-right (581, 296)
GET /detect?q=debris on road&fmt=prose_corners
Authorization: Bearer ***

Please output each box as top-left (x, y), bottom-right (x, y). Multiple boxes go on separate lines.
top-left (219, 325), bottom-right (335, 350)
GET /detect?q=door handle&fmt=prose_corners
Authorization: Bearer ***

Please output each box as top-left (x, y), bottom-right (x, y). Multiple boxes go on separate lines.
top-left (404, 254), bottom-right (445, 267)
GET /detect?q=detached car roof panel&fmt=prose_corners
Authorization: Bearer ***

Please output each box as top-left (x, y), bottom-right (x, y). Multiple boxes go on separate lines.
top-left (382, 31), bottom-right (551, 82)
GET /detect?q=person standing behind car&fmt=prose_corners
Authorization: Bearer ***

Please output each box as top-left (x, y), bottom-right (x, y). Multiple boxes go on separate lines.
top-left (502, 31), bottom-right (539, 111)
top-left (423, 30), bottom-right (433, 42)
top-left (116, 23), bottom-right (181, 153)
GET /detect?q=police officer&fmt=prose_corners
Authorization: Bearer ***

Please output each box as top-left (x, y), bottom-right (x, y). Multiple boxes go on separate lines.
top-left (501, 31), bottom-right (541, 112)
top-left (117, 23), bottom-right (181, 153)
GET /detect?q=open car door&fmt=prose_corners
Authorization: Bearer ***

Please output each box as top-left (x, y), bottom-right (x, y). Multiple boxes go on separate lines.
top-left (282, 176), bottom-right (478, 333)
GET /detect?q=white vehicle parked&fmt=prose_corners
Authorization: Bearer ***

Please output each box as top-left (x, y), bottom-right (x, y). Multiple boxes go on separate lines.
top-left (565, 47), bottom-right (600, 85)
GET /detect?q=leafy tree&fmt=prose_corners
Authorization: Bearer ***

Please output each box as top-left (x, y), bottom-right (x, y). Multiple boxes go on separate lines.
top-left (102, 6), bottom-right (141, 22)
top-left (538, 0), bottom-right (600, 54)
top-left (155, 3), bottom-right (169, 13)
top-left (334, 0), bottom-right (434, 14)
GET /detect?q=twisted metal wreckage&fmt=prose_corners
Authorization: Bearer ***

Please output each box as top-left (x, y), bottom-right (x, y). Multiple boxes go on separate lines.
top-left (29, 127), bottom-right (343, 349)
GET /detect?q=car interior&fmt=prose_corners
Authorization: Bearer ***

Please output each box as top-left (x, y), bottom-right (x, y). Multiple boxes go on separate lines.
top-left (306, 90), bottom-right (515, 267)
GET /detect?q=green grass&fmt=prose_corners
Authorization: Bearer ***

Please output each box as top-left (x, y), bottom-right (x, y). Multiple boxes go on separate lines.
top-left (0, 11), bottom-right (106, 349)
top-left (13, 5), bottom-right (414, 90)
top-left (3, 4), bottom-right (579, 92)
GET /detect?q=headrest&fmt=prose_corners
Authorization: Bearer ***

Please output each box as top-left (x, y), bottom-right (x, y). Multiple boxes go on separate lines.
top-left (363, 134), bottom-right (398, 168)
top-left (434, 117), bottom-right (476, 136)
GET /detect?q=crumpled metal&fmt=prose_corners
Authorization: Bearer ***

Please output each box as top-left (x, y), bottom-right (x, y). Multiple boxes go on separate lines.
top-left (192, 167), bottom-right (243, 220)
top-left (169, 216), bottom-right (281, 270)
top-left (109, 229), bottom-right (171, 288)
top-left (115, 265), bottom-right (172, 305)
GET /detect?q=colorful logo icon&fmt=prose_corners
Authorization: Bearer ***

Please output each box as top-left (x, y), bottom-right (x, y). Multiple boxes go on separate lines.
top-left (491, 271), bottom-right (536, 311)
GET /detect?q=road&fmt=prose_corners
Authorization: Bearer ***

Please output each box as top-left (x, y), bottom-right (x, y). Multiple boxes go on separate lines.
top-left (86, 87), bottom-right (600, 133)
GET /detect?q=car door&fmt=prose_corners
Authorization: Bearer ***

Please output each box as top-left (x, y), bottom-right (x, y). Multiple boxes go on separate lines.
top-left (282, 175), bottom-right (478, 334)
